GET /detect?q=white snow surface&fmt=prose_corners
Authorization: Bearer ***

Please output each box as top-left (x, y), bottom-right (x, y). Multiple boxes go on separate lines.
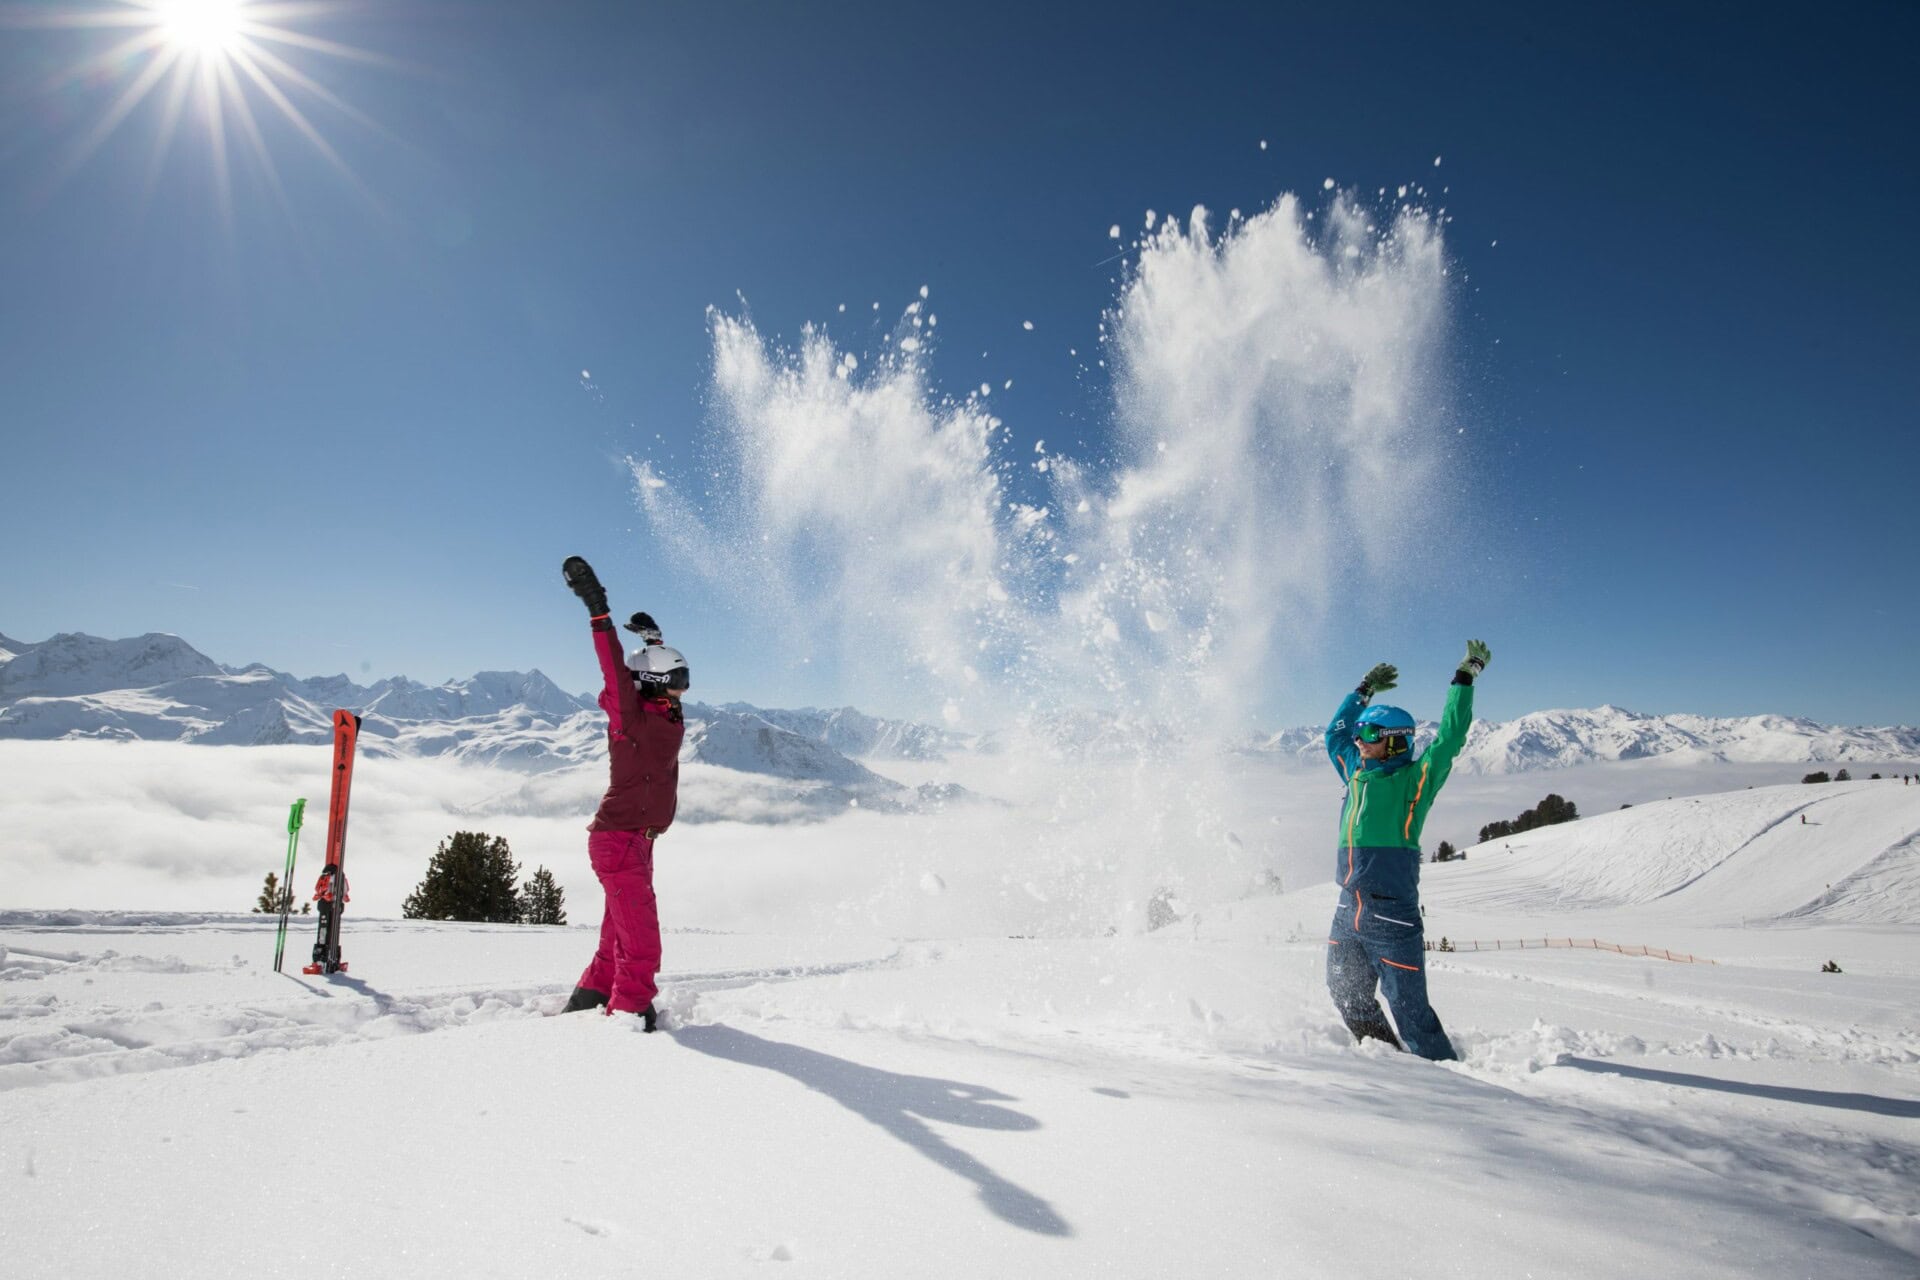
top-left (1432, 780), bottom-right (1920, 926)
top-left (2, 906), bottom-right (1915, 1277)
top-left (3, 762), bottom-right (1919, 1274)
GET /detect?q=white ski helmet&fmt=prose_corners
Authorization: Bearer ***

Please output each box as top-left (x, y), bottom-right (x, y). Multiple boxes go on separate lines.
top-left (626, 643), bottom-right (689, 693)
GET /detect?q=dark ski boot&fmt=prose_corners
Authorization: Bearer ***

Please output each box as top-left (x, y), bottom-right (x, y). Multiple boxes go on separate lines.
top-left (562, 986), bottom-right (610, 1014)
top-left (1342, 1008), bottom-right (1404, 1051)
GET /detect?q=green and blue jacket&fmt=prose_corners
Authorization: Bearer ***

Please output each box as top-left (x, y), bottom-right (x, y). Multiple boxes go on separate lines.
top-left (1325, 677), bottom-right (1474, 894)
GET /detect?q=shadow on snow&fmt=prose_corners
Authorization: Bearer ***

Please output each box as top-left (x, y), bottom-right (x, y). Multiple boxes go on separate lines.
top-left (671, 1023), bottom-right (1072, 1237)
top-left (1559, 1057), bottom-right (1920, 1118)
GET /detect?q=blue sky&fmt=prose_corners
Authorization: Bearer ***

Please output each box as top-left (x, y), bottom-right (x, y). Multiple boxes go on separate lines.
top-left (2, 1), bottom-right (1915, 729)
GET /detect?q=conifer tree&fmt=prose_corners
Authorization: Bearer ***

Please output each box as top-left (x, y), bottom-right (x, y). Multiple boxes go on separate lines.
top-left (1479, 793), bottom-right (1580, 844)
top-left (253, 871), bottom-right (292, 915)
top-left (402, 832), bottom-right (522, 923)
top-left (518, 867), bottom-right (568, 926)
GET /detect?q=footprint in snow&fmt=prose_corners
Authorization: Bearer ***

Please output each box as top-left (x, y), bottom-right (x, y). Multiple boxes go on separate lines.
top-left (564, 1216), bottom-right (616, 1238)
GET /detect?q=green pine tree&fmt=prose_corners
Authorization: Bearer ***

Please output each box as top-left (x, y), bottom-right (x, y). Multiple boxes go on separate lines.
top-left (253, 871), bottom-right (292, 914)
top-left (402, 831), bottom-right (522, 923)
top-left (1479, 793), bottom-right (1580, 844)
top-left (518, 866), bottom-right (568, 926)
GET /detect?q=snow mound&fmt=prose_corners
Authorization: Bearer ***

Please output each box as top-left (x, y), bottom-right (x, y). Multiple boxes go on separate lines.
top-left (1427, 780), bottom-right (1920, 925)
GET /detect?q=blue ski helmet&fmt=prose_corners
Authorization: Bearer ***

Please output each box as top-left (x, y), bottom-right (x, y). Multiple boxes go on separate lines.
top-left (1355, 704), bottom-right (1415, 743)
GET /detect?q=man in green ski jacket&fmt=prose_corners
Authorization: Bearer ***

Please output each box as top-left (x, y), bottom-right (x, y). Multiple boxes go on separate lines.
top-left (1323, 640), bottom-right (1490, 1060)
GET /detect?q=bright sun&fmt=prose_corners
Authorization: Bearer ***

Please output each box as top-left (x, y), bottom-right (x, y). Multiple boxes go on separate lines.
top-left (11, 0), bottom-right (384, 219)
top-left (155, 0), bottom-right (246, 56)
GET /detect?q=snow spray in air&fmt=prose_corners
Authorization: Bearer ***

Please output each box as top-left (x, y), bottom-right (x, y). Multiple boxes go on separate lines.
top-left (633, 190), bottom-right (1452, 936)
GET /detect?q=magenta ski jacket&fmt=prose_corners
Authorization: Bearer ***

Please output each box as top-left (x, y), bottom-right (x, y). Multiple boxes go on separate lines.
top-left (587, 616), bottom-right (684, 835)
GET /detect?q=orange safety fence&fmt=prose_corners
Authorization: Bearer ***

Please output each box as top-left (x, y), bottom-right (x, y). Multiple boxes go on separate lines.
top-left (1425, 936), bottom-right (1716, 965)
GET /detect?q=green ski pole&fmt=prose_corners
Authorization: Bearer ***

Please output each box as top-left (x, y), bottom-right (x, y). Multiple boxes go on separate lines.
top-left (273, 798), bottom-right (307, 973)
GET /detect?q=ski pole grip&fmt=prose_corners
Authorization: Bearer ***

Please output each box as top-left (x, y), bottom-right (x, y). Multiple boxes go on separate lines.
top-left (288, 798), bottom-right (307, 832)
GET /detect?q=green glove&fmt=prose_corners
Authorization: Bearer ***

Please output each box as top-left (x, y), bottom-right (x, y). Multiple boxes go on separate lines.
top-left (1459, 639), bottom-right (1491, 678)
top-left (1359, 662), bottom-right (1398, 697)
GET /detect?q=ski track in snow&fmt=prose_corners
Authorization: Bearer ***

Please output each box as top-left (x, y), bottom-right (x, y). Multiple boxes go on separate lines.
top-left (1444, 962), bottom-right (1920, 1068)
top-left (0, 949), bottom-right (906, 1092)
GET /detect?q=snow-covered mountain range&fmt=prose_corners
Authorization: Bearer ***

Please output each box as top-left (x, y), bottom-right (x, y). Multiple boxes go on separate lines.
top-left (0, 630), bottom-right (927, 789)
top-left (3, 630), bottom-right (1916, 778)
top-left (1243, 704), bottom-right (1920, 775)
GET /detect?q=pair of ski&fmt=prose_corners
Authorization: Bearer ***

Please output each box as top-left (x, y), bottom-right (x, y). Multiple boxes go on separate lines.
top-left (273, 709), bottom-right (361, 976)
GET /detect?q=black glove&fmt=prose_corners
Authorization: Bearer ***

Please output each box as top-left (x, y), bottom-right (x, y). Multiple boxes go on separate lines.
top-left (1359, 662), bottom-right (1398, 697)
top-left (562, 556), bottom-right (609, 617)
top-left (624, 611), bottom-right (662, 643)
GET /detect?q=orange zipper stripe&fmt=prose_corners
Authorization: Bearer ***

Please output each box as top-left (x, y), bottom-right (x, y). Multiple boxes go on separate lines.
top-left (1404, 762), bottom-right (1430, 840)
top-left (1380, 957), bottom-right (1421, 972)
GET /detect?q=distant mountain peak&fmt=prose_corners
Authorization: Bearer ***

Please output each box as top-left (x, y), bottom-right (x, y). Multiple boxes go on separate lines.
top-left (7, 629), bottom-right (1914, 778)
top-left (0, 630), bottom-right (223, 699)
top-left (1242, 702), bottom-right (1919, 773)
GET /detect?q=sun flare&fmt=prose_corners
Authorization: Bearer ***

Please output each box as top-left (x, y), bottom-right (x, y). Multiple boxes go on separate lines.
top-left (155, 0), bottom-right (246, 56)
top-left (11, 0), bottom-right (388, 219)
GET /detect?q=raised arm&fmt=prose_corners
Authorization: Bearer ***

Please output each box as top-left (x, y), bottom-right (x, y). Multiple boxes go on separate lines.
top-left (1414, 641), bottom-right (1489, 795)
top-left (564, 556), bottom-right (634, 734)
top-left (1326, 690), bottom-right (1364, 782)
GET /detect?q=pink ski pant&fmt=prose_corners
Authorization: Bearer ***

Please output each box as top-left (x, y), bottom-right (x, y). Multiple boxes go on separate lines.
top-left (578, 829), bottom-right (661, 1014)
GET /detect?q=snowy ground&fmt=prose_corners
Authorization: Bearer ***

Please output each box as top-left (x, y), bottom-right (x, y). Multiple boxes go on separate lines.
top-left (2, 911), bottom-right (1915, 1273)
top-left (3, 758), bottom-right (1917, 1276)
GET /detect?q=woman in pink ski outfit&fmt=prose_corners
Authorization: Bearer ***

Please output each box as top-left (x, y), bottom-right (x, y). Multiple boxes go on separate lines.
top-left (560, 557), bottom-right (688, 1030)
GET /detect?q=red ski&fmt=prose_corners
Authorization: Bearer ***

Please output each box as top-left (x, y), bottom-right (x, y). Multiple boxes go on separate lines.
top-left (303, 710), bottom-right (362, 976)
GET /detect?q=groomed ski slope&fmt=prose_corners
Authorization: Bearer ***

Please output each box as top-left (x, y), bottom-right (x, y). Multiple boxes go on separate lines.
top-left (1426, 779), bottom-right (1920, 925)
top-left (4, 869), bottom-right (1918, 1274)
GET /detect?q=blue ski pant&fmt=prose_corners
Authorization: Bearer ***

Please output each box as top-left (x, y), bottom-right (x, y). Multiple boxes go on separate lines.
top-left (1326, 846), bottom-right (1457, 1061)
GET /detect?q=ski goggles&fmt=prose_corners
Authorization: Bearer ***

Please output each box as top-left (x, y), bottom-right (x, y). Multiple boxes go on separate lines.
top-left (639, 667), bottom-right (691, 694)
top-left (1355, 723), bottom-right (1408, 744)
